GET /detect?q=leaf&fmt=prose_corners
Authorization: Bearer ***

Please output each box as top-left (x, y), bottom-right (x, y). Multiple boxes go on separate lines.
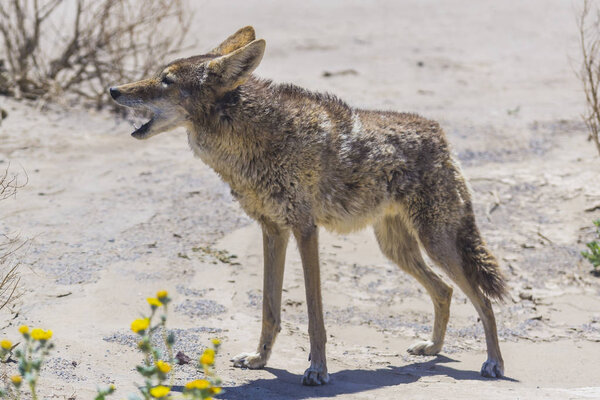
top-left (23, 371), bottom-right (35, 384)
top-left (166, 332), bottom-right (175, 345)
top-left (135, 365), bottom-right (157, 377)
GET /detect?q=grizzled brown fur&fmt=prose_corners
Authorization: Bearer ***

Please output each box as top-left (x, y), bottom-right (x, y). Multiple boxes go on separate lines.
top-left (111, 26), bottom-right (507, 385)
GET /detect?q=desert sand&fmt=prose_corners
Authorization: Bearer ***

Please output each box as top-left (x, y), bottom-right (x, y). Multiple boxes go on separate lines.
top-left (1, 0), bottom-right (600, 399)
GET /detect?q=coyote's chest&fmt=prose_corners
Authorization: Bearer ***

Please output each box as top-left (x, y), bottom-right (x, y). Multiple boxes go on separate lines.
top-left (187, 128), bottom-right (296, 225)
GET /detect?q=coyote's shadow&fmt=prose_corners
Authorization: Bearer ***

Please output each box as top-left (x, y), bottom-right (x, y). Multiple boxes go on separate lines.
top-left (212, 355), bottom-right (517, 400)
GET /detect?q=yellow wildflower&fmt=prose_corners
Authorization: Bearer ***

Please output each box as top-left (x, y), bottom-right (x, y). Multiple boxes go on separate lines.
top-left (147, 297), bottom-right (162, 307)
top-left (200, 348), bottom-right (215, 365)
top-left (185, 379), bottom-right (210, 390)
top-left (10, 375), bottom-right (22, 386)
top-left (149, 385), bottom-right (170, 398)
top-left (156, 290), bottom-right (168, 300)
top-left (211, 338), bottom-right (221, 346)
top-left (0, 339), bottom-right (12, 350)
top-left (18, 325), bottom-right (29, 335)
top-left (130, 318), bottom-right (150, 333)
top-left (156, 360), bottom-right (171, 373)
top-left (31, 328), bottom-right (53, 341)
top-left (210, 387), bottom-right (222, 394)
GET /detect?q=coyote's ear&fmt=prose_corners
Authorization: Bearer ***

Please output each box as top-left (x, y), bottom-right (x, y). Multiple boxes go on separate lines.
top-left (210, 26), bottom-right (256, 56)
top-left (208, 39), bottom-right (265, 90)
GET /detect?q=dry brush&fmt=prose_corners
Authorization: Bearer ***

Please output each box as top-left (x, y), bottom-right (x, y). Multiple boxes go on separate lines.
top-left (0, 167), bottom-right (26, 312)
top-left (0, 0), bottom-right (191, 108)
top-left (579, 0), bottom-right (600, 155)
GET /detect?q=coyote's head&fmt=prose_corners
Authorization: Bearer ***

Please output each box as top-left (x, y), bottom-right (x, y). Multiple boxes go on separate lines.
top-left (109, 26), bottom-right (265, 139)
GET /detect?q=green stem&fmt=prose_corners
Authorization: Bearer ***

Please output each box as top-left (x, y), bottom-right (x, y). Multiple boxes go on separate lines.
top-left (29, 381), bottom-right (37, 400)
top-left (160, 306), bottom-right (174, 387)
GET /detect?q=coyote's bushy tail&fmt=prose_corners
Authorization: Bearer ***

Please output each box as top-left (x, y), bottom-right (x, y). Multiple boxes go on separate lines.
top-left (455, 178), bottom-right (507, 301)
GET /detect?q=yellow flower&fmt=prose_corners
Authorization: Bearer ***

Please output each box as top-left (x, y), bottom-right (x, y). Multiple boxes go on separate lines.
top-left (30, 328), bottom-right (53, 341)
top-left (147, 297), bottom-right (162, 307)
top-left (0, 339), bottom-right (12, 350)
top-left (149, 385), bottom-right (170, 398)
top-left (156, 360), bottom-right (171, 373)
top-left (130, 318), bottom-right (150, 333)
top-left (18, 325), bottom-right (29, 335)
top-left (200, 348), bottom-right (215, 365)
top-left (211, 338), bottom-right (221, 346)
top-left (156, 290), bottom-right (168, 300)
top-left (210, 387), bottom-right (222, 394)
top-left (185, 379), bottom-right (210, 390)
top-left (10, 375), bottom-right (22, 386)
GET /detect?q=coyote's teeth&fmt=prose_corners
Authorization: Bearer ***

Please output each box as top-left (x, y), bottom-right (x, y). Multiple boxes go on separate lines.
top-left (134, 124), bottom-right (139, 130)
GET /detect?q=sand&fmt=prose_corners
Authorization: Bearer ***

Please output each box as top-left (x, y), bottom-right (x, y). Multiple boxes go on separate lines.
top-left (1, 0), bottom-right (600, 399)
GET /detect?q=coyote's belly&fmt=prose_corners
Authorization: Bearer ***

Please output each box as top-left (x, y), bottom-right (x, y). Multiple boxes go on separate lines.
top-left (231, 178), bottom-right (396, 234)
top-left (315, 201), bottom-right (396, 234)
top-left (195, 148), bottom-right (398, 232)
top-left (311, 176), bottom-right (396, 234)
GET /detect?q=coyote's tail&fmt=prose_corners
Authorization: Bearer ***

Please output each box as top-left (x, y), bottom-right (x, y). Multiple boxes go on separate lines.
top-left (455, 177), bottom-right (507, 301)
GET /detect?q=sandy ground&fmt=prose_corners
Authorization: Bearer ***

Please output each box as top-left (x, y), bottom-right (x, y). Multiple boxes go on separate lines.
top-left (1, 0), bottom-right (600, 399)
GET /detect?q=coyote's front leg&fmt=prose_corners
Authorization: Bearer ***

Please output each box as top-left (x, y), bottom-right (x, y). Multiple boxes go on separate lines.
top-left (294, 225), bottom-right (329, 386)
top-left (232, 222), bottom-right (289, 369)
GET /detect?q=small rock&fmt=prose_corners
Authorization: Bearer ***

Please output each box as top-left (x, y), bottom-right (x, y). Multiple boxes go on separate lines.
top-left (176, 351), bottom-right (192, 365)
top-left (519, 291), bottom-right (533, 301)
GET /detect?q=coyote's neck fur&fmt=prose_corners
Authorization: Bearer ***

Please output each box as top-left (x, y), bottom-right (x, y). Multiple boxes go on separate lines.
top-left (187, 77), bottom-right (350, 180)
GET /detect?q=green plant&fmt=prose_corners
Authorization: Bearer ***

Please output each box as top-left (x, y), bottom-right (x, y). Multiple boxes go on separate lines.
top-left (582, 219), bottom-right (600, 270)
top-left (0, 326), bottom-right (54, 400)
top-left (126, 290), bottom-right (175, 400)
top-left (0, 291), bottom-right (222, 399)
top-left (107, 290), bottom-right (222, 400)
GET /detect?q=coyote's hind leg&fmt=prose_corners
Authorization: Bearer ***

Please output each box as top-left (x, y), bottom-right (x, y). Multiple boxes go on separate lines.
top-left (373, 215), bottom-right (453, 355)
top-left (415, 212), bottom-right (505, 378)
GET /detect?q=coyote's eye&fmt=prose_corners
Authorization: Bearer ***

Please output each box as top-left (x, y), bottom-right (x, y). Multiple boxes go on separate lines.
top-left (161, 76), bottom-right (175, 86)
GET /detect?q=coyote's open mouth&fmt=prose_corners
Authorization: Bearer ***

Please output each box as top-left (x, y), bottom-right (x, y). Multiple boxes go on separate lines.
top-left (132, 117), bottom-right (154, 139)
top-left (129, 109), bottom-right (156, 139)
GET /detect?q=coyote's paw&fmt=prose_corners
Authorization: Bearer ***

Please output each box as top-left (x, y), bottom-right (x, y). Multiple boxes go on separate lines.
top-left (407, 340), bottom-right (442, 356)
top-left (231, 352), bottom-right (266, 369)
top-left (480, 358), bottom-right (504, 378)
top-left (302, 365), bottom-right (330, 386)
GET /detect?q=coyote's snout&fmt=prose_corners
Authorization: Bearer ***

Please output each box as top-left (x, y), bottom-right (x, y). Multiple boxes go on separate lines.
top-left (111, 26), bottom-right (507, 386)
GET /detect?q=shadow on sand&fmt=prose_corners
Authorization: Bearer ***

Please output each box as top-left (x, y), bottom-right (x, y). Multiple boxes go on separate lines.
top-left (211, 355), bottom-right (518, 400)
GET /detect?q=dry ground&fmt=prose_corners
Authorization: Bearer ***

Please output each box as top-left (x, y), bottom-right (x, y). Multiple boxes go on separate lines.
top-left (1, 1), bottom-right (600, 399)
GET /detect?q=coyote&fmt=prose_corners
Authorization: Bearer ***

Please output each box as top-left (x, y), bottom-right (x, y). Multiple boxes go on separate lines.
top-left (110, 26), bottom-right (506, 385)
